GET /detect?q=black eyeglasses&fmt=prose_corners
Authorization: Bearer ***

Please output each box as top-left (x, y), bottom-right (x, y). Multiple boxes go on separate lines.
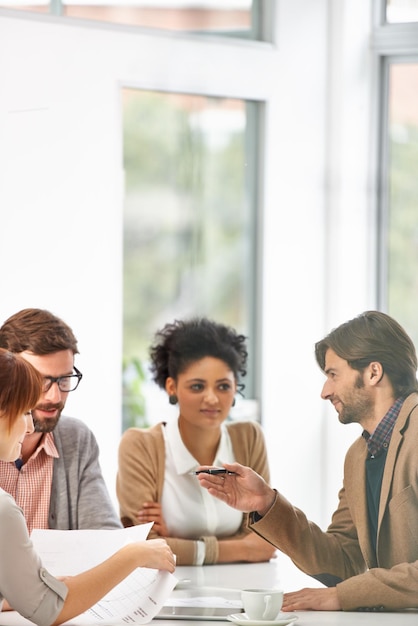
top-left (42, 366), bottom-right (83, 393)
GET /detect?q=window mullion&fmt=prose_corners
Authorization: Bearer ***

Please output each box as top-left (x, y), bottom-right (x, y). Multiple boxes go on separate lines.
top-left (372, 23), bottom-right (418, 55)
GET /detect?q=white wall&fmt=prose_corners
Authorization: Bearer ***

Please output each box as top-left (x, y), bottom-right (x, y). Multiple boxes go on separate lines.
top-left (0, 16), bottom-right (124, 500)
top-left (261, 0), bottom-right (376, 526)
top-left (0, 1), bottom-right (376, 523)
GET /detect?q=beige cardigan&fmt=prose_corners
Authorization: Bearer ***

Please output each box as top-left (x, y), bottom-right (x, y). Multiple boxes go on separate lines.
top-left (117, 420), bottom-right (270, 565)
top-left (250, 393), bottom-right (418, 611)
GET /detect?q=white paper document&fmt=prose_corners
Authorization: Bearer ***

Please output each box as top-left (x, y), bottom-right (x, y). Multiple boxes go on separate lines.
top-left (31, 523), bottom-right (153, 574)
top-left (30, 524), bottom-right (178, 625)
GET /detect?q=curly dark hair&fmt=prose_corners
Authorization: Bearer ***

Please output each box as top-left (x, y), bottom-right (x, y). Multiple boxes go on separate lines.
top-left (149, 318), bottom-right (248, 391)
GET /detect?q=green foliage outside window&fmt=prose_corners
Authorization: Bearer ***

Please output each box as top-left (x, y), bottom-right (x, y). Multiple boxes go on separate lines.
top-left (122, 356), bottom-right (147, 430)
top-left (388, 123), bottom-right (418, 349)
top-left (122, 90), bottom-right (256, 414)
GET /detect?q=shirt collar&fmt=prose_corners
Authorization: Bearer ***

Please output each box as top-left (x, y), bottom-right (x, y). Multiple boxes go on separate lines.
top-left (164, 418), bottom-right (229, 475)
top-left (362, 396), bottom-right (404, 457)
top-left (31, 432), bottom-right (59, 461)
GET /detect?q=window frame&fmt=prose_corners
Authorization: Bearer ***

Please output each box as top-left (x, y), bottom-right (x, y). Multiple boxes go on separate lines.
top-left (372, 0), bottom-right (418, 309)
top-left (121, 89), bottom-right (262, 407)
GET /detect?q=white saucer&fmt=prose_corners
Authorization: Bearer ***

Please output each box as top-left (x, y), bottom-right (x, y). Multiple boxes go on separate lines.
top-left (227, 613), bottom-right (298, 626)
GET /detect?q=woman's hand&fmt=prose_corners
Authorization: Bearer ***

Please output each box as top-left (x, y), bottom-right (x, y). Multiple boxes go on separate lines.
top-left (196, 463), bottom-right (276, 515)
top-left (137, 502), bottom-right (169, 536)
top-left (132, 538), bottom-right (176, 571)
top-left (239, 532), bottom-right (277, 562)
top-left (218, 532), bottom-right (277, 563)
top-left (51, 538), bottom-right (175, 626)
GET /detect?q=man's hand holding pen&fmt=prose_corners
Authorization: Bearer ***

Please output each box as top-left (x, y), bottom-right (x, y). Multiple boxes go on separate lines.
top-left (195, 461), bottom-right (277, 516)
top-left (191, 468), bottom-right (237, 475)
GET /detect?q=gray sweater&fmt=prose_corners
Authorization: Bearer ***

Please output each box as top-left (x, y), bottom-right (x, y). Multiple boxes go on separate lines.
top-left (48, 416), bottom-right (122, 530)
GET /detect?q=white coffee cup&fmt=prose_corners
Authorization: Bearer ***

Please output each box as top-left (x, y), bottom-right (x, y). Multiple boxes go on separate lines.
top-left (241, 588), bottom-right (284, 621)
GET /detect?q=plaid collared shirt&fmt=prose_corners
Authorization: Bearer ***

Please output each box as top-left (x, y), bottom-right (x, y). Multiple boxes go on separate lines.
top-left (0, 432), bottom-right (59, 533)
top-left (362, 396), bottom-right (404, 458)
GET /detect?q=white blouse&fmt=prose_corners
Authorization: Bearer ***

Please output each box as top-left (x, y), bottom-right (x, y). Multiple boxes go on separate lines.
top-left (161, 419), bottom-right (242, 540)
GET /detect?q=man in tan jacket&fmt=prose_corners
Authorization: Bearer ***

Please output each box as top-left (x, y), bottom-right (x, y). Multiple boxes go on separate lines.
top-left (197, 311), bottom-right (418, 612)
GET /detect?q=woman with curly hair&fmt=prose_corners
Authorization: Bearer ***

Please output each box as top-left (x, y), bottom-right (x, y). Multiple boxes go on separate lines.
top-left (117, 318), bottom-right (276, 566)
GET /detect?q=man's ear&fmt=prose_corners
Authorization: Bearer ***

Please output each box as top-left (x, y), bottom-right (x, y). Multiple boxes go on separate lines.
top-left (368, 361), bottom-right (384, 386)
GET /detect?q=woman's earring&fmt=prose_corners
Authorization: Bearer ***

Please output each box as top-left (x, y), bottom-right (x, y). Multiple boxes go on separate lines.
top-left (232, 398), bottom-right (236, 407)
top-left (169, 394), bottom-right (178, 405)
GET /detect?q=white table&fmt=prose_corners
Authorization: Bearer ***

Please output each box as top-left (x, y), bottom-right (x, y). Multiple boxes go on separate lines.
top-left (0, 556), bottom-right (417, 626)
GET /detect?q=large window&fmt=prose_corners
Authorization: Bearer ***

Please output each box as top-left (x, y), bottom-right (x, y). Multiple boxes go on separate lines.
top-left (375, 4), bottom-right (418, 347)
top-left (384, 62), bottom-right (418, 347)
top-left (0, 0), bottom-right (271, 431)
top-left (122, 90), bottom-right (260, 428)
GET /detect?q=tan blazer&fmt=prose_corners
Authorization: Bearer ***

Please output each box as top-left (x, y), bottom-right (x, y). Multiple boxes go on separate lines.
top-left (251, 393), bottom-right (418, 611)
top-left (117, 419), bottom-right (270, 565)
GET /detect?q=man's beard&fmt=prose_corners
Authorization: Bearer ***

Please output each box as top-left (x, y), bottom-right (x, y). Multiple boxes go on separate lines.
top-left (32, 403), bottom-right (65, 433)
top-left (337, 373), bottom-right (373, 425)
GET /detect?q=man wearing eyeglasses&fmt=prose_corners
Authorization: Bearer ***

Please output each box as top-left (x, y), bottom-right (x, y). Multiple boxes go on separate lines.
top-left (0, 308), bottom-right (121, 532)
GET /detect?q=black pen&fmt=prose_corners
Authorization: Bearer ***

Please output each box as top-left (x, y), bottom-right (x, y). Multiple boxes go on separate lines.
top-left (190, 468), bottom-right (237, 475)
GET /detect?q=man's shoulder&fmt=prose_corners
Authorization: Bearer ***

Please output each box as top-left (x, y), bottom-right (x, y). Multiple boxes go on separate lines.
top-left (393, 393), bottom-right (418, 442)
top-left (399, 393), bottom-right (418, 422)
top-left (54, 416), bottom-right (96, 446)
